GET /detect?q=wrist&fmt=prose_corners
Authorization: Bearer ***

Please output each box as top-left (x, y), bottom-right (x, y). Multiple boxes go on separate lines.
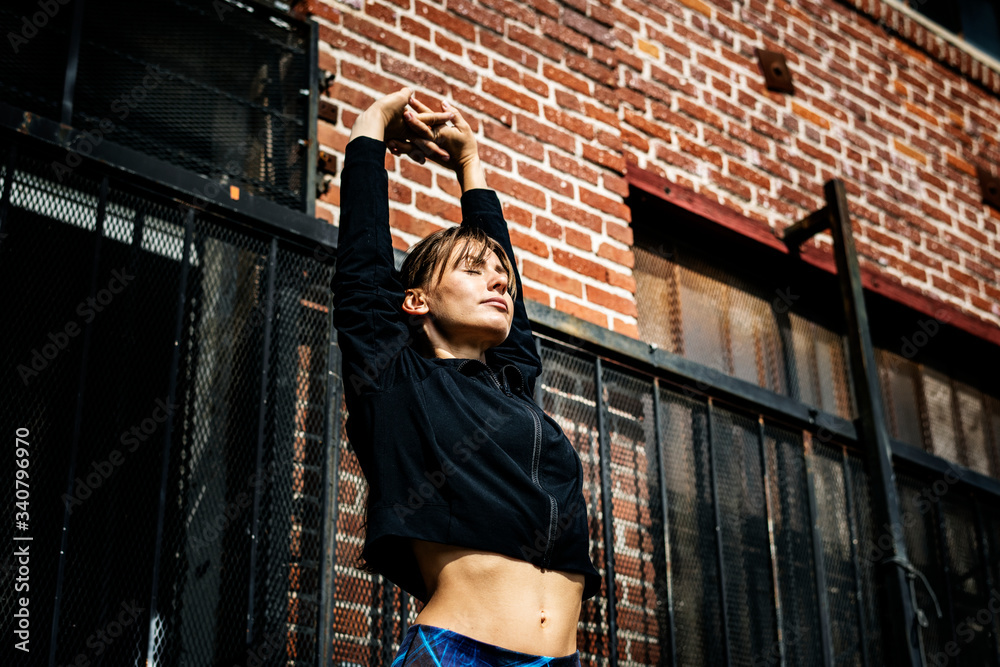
top-left (457, 156), bottom-right (487, 192)
top-left (349, 108), bottom-right (387, 143)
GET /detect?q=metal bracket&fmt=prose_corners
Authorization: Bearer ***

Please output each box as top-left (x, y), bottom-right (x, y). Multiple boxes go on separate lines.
top-left (756, 48), bottom-right (795, 94)
top-left (976, 166), bottom-right (1000, 211)
top-left (781, 205), bottom-right (831, 248)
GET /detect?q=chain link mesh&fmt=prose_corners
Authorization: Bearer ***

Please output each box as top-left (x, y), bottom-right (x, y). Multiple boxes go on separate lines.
top-left (0, 129), bottom-right (332, 665)
top-left (634, 240), bottom-right (856, 422)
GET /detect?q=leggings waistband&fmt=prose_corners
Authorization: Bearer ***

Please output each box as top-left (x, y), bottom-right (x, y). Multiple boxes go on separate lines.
top-left (391, 623), bottom-right (582, 667)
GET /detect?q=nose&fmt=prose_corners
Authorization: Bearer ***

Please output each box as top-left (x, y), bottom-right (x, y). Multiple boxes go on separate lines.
top-left (489, 270), bottom-right (508, 295)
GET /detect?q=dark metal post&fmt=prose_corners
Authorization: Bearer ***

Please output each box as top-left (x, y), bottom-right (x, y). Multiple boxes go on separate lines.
top-left (706, 398), bottom-right (732, 666)
top-left (0, 143), bottom-right (15, 241)
top-left (246, 237), bottom-right (279, 647)
top-left (61, 0), bottom-right (87, 125)
top-left (841, 449), bottom-right (871, 667)
top-left (48, 175), bottom-right (108, 667)
top-left (974, 500), bottom-right (1000, 665)
top-left (145, 208), bottom-right (194, 665)
top-left (757, 419), bottom-right (785, 667)
top-left (651, 379), bottom-right (678, 667)
top-left (802, 433), bottom-right (834, 667)
top-left (818, 179), bottom-right (922, 666)
top-left (594, 357), bottom-right (618, 667)
top-left (304, 20), bottom-right (319, 217)
top-left (318, 307), bottom-right (341, 667)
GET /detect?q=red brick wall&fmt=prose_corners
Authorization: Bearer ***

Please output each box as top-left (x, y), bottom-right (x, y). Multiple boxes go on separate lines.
top-left (308, 0), bottom-right (1000, 345)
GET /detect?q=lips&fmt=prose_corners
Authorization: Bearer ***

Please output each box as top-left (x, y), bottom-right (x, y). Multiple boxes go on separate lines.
top-left (483, 298), bottom-right (508, 312)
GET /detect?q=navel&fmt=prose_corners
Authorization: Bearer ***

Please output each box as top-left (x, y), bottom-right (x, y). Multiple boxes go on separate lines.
top-left (539, 609), bottom-right (547, 626)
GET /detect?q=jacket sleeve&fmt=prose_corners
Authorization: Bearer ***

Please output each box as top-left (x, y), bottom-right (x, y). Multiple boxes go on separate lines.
top-left (460, 188), bottom-right (543, 393)
top-left (331, 135), bottom-right (413, 400)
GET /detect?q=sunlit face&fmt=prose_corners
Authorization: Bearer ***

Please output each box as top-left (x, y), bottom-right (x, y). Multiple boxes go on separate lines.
top-left (410, 245), bottom-right (514, 353)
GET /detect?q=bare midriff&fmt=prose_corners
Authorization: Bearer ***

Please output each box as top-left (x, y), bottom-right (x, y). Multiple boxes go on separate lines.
top-left (409, 538), bottom-right (585, 658)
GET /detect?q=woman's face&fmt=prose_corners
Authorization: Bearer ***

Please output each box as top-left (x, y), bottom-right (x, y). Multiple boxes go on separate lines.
top-left (410, 245), bottom-right (514, 352)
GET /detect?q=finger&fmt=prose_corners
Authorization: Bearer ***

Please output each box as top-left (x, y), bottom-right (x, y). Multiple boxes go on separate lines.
top-left (441, 100), bottom-right (470, 130)
top-left (412, 136), bottom-right (450, 161)
top-left (407, 92), bottom-right (435, 114)
top-left (402, 110), bottom-right (434, 139)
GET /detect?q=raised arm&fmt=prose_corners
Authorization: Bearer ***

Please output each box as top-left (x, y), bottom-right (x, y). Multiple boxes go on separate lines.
top-left (332, 89), bottom-right (454, 400)
top-left (401, 95), bottom-right (543, 387)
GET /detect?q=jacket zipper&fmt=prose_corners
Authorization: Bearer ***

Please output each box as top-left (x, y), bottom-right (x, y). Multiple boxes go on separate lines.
top-left (462, 361), bottom-right (558, 568)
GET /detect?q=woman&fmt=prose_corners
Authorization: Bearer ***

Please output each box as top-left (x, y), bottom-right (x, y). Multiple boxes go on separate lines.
top-left (333, 86), bottom-right (602, 667)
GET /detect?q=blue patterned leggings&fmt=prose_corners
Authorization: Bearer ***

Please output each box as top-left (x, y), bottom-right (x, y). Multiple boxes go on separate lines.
top-left (391, 624), bottom-right (583, 667)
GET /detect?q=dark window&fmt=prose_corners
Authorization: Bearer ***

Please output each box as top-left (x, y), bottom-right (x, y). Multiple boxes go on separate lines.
top-left (907, 0), bottom-right (1000, 61)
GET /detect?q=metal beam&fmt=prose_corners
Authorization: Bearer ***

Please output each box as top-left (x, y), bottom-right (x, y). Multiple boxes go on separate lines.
top-left (594, 357), bottom-right (619, 667)
top-left (706, 398), bottom-right (732, 667)
top-left (145, 207), bottom-right (195, 666)
top-left (652, 379), bottom-right (678, 667)
top-left (822, 178), bottom-right (922, 667)
top-left (781, 206), bottom-right (831, 250)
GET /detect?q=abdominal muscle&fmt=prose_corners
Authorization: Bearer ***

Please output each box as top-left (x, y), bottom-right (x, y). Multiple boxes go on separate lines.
top-left (409, 538), bottom-right (585, 658)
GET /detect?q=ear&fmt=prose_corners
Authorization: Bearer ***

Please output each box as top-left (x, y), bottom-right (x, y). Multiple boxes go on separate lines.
top-left (401, 287), bottom-right (430, 317)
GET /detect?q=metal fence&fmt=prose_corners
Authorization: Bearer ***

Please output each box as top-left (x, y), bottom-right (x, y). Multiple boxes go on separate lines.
top-left (0, 0), bottom-right (316, 212)
top-left (0, 124), bottom-right (335, 666)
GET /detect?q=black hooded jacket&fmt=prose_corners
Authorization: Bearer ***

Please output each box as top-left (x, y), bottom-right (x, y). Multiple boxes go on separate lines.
top-left (332, 134), bottom-right (602, 604)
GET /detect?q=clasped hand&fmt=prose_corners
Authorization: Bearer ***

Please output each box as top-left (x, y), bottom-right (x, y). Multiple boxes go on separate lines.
top-left (369, 87), bottom-right (478, 172)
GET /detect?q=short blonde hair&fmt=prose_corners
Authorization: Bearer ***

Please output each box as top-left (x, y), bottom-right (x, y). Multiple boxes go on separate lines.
top-left (400, 225), bottom-right (517, 301)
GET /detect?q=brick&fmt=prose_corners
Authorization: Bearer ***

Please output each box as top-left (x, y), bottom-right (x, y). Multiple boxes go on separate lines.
top-left (454, 90), bottom-right (512, 127)
top-left (597, 242), bottom-right (635, 268)
top-left (510, 228), bottom-right (550, 258)
top-left (892, 137), bottom-right (928, 166)
top-left (676, 134), bottom-right (723, 169)
top-left (676, 0), bottom-right (713, 18)
top-left (482, 78), bottom-right (538, 114)
top-left (552, 199), bottom-right (603, 232)
top-left (582, 143), bottom-right (626, 174)
top-left (517, 161), bottom-right (574, 198)
top-left (486, 170), bottom-right (547, 209)
top-left (344, 13), bottom-right (410, 54)
top-left (549, 150), bottom-right (599, 184)
top-left (380, 54), bottom-right (448, 94)
top-left (587, 284), bottom-right (638, 317)
top-left (541, 15), bottom-right (589, 54)
top-left (580, 186), bottom-right (630, 220)
top-left (611, 318), bottom-right (639, 339)
top-left (676, 96), bottom-right (724, 131)
top-left (543, 63), bottom-right (591, 95)
top-left (478, 31), bottom-right (539, 69)
top-left (543, 105), bottom-right (596, 141)
top-left (790, 101), bottom-right (831, 130)
top-left (447, 0), bottom-right (504, 34)
top-left (555, 295), bottom-right (608, 327)
top-left (565, 226), bottom-right (592, 251)
top-left (535, 216), bottom-right (562, 239)
top-left (517, 113), bottom-right (576, 152)
top-left (484, 121), bottom-right (545, 161)
top-left (413, 45), bottom-right (477, 86)
top-left (509, 24), bottom-right (565, 62)
top-left (389, 209), bottom-right (445, 238)
top-left (523, 259), bottom-right (584, 297)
